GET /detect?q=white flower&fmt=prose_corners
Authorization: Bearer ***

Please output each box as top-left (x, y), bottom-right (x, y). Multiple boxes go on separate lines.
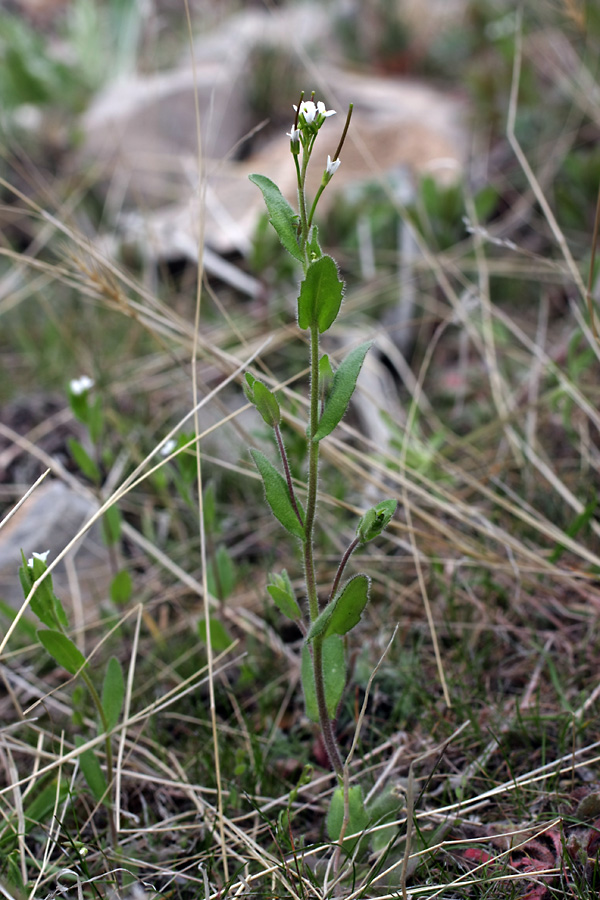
top-left (70, 375), bottom-right (94, 396)
top-left (28, 550), bottom-right (50, 569)
top-left (286, 126), bottom-right (300, 143)
top-left (326, 155), bottom-right (341, 176)
top-left (160, 438), bottom-right (177, 457)
top-left (316, 101), bottom-right (336, 119)
top-left (294, 99), bottom-right (335, 126)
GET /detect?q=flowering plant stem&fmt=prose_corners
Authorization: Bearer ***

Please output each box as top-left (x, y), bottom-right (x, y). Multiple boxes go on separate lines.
top-left (248, 94), bottom-right (397, 828)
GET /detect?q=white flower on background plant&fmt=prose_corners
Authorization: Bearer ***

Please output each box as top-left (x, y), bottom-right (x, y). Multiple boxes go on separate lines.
top-left (326, 155), bottom-right (341, 177)
top-left (27, 550), bottom-right (50, 569)
top-left (294, 100), bottom-right (336, 126)
top-left (161, 438), bottom-right (177, 457)
top-left (69, 375), bottom-right (94, 396)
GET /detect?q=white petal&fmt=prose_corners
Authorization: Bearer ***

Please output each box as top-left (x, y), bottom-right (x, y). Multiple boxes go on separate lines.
top-left (160, 438), bottom-right (177, 457)
top-left (326, 155), bottom-right (341, 175)
top-left (28, 550), bottom-right (50, 568)
top-left (70, 375), bottom-right (94, 395)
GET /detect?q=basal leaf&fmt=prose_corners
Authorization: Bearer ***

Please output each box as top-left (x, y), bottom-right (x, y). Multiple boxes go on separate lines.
top-left (37, 629), bottom-right (87, 675)
top-left (297, 255), bottom-right (344, 333)
top-left (327, 785), bottom-right (370, 853)
top-left (312, 341), bottom-right (372, 441)
top-left (301, 634), bottom-right (346, 722)
top-left (250, 449), bottom-right (305, 540)
top-left (307, 574), bottom-right (371, 642)
top-left (249, 174), bottom-right (303, 262)
top-left (101, 656), bottom-right (124, 732)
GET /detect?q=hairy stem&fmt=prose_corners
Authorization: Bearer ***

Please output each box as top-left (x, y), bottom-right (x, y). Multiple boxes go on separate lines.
top-left (303, 324), bottom-right (321, 622)
top-left (303, 323), bottom-right (344, 778)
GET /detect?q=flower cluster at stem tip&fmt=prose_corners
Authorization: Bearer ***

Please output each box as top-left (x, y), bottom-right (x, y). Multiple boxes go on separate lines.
top-left (287, 94), bottom-right (351, 187)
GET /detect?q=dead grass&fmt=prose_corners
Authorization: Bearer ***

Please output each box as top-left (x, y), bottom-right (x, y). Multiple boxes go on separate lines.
top-left (2, 2), bottom-right (600, 899)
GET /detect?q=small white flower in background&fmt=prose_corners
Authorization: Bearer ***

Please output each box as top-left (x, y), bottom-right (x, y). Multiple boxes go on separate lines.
top-left (161, 438), bottom-right (177, 457)
top-left (326, 155), bottom-right (341, 177)
top-left (69, 375), bottom-right (94, 396)
top-left (28, 550), bottom-right (50, 569)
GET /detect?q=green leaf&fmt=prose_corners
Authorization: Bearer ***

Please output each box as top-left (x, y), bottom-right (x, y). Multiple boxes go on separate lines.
top-left (102, 504), bottom-right (122, 546)
top-left (244, 372), bottom-right (256, 401)
top-left (307, 574), bottom-right (371, 642)
top-left (19, 552), bottom-right (68, 630)
top-left (250, 449), bottom-right (305, 540)
top-left (313, 341), bottom-right (372, 441)
top-left (248, 174), bottom-right (303, 262)
top-left (327, 785), bottom-right (370, 854)
top-left (356, 499), bottom-right (397, 543)
top-left (267, 569), bottom-right (301, 620)
top-left (23, 776), bottom-right (68, 833)
top-left (307, 224), bottom-right (323, 260)
top-left (110, 569), bottom-right (132, 605)
top-left (367, 784), bottom-right (402, 852)
top-left (67, 437), bottom-right (100, 483)
top-left (207, 544), bottom-right (236, 600)
top-left (101, 657), bottom-right (124, 731)
top-left (319, 353), bottom-right (334, 385)
top-left (37, 629), bottom-right (87, 675)
top-left (252, 380), bottom-right (281, 428)
top-left (297, 255), bottom-right (344, 333)
top-left (198, 616), bottom-right (234, 652)
top-left (76, 737), bottom-right (107, 804)
top-left (87, 395), bottom-right (104, 444)
top-left (301, 635), bottom-right (346, 722)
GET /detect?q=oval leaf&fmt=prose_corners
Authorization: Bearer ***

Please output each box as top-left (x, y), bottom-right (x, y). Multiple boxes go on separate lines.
top-left (250, 449), bottom-right (305, 540)
top-left (298, 255), bottom-right (344, 333)
top-left (249, 174), bottom-right (303, 263)
top-left (312, 341), bottom-right (372, 442)
top-left (307, 574), bottom-right (371, 642)
top-left (198, 616), bottom-right (234, 652)
top-left (301, 634), bottom-right (346, 722)
top-left (110, 569), bottom-right (132, 605)
top-left (252, 381), bottom-right (281, 427)
top-left (101, 656), bottom-right (124, 732)
top-left (37, 629), bottom-right (87, 675)
top-left (327, 785), bottom-right (370, 853)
